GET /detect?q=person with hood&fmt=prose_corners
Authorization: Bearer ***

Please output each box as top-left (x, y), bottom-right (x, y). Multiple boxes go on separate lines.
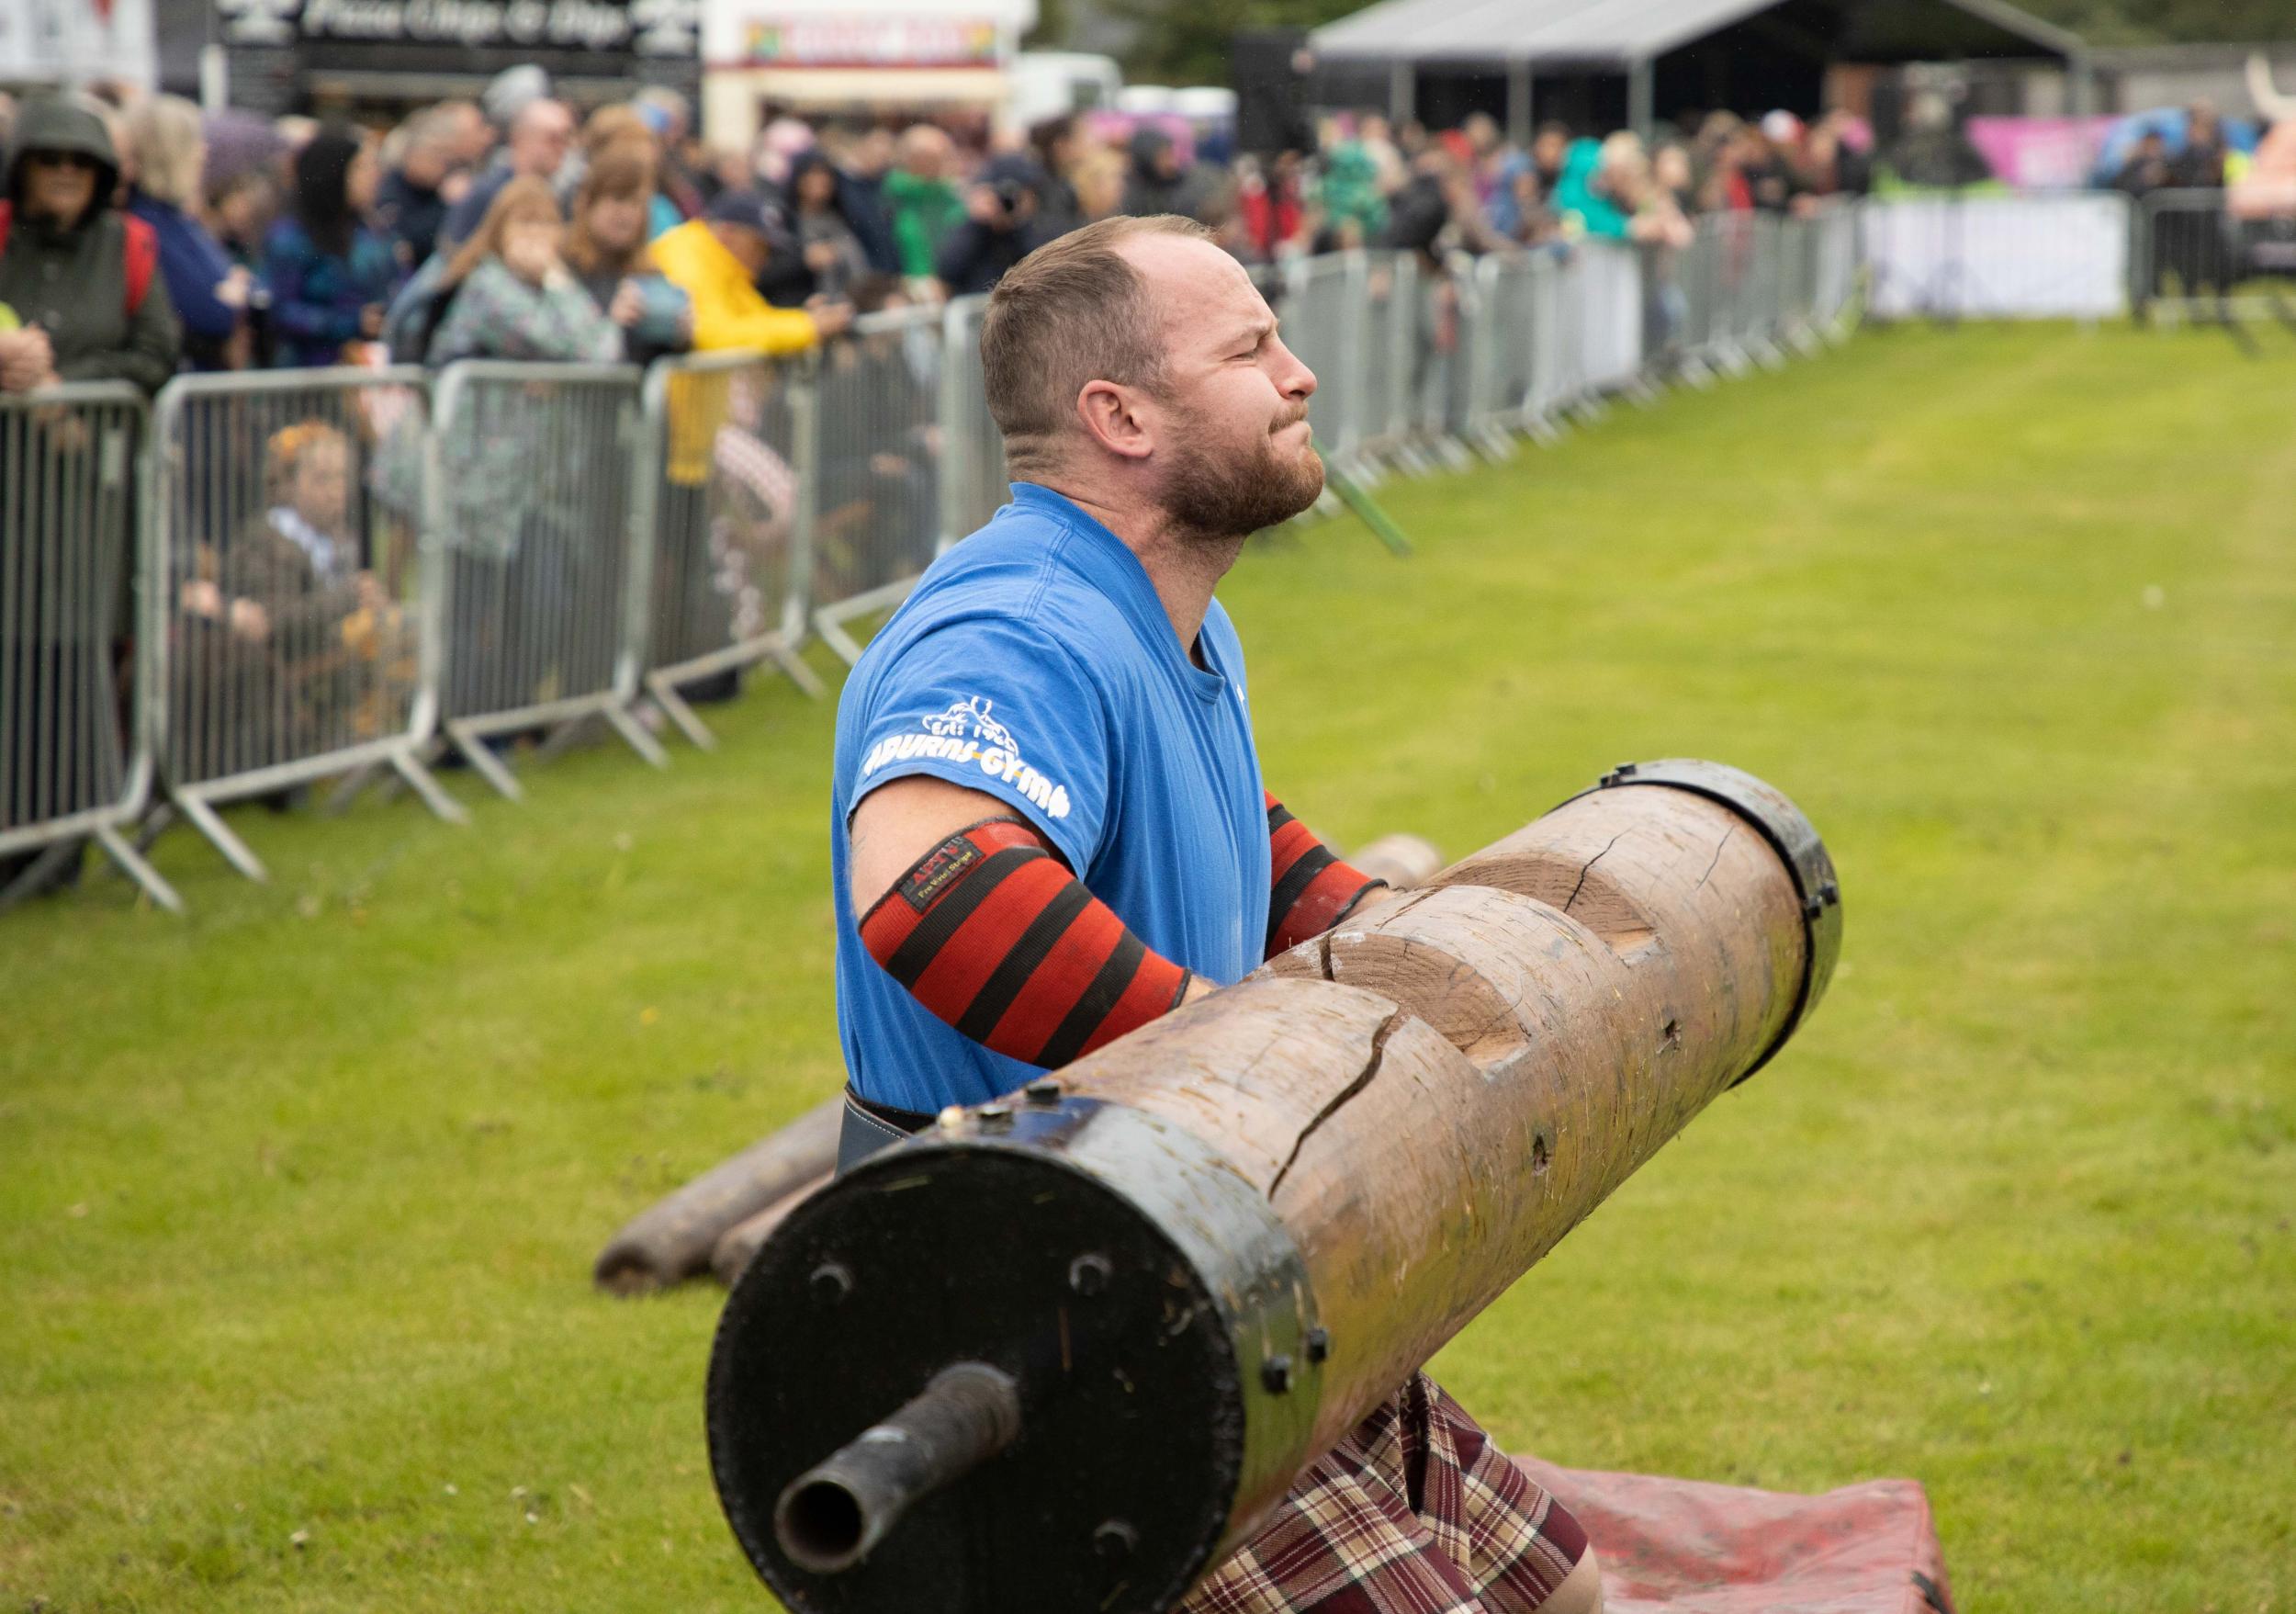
top-left (125, 94), bottom-right (252, 371)
top-left (934, 153), bottom-right (1056, 296)
top-left (784, 148), bottom-right (873, 306)
top-left (0, 94), bottom-right (181, 393)
top-left (261, 128), bottom-right (399, 367)
top-left (0, 96), bottom-right (180, 896)
top-left (1120, 126), bottom-right (1201, 218)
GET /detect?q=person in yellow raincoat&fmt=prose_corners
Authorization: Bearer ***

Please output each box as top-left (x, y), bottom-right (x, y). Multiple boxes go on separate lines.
top-left (648, 191), bottom-right (855, 688)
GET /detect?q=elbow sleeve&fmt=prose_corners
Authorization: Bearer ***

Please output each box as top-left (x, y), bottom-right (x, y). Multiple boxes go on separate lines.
top-left (860, 818), bottom-right (1191, 1068)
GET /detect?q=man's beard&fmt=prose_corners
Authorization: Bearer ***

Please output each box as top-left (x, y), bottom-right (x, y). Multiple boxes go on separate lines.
top-left (1158, 409), bottom-right (1325, 542)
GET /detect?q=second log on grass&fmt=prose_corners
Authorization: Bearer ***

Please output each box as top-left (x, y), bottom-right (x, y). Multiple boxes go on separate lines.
top-left (594, 1096), bottom-right (843, 1294)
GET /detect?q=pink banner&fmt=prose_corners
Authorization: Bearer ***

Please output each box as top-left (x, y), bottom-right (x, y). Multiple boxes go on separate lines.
top-left (1965, 116), bottom-right (2116, 189)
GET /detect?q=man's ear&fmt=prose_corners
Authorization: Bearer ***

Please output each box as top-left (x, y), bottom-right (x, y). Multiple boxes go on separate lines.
top-left (1075, 379), bottom-right (1156, 462)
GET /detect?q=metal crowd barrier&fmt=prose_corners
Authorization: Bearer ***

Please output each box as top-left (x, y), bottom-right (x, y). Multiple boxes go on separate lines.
top-left (2131, 188), bottom-right (2296, 327)
top-left (936, 296), bottom-right (1007, 569)
top-left (810, 304), bottom-right (947, 667)
top-left (2, 205), bottom-right (1890, 916)
top-left (639, 348), bottom-right (823, 748)
top-left (424, 360), bottom-right (666, 797)
top-left (0, 382), bottom-right (177, 912)
top-left (147, 367), bottom-right (458, 881)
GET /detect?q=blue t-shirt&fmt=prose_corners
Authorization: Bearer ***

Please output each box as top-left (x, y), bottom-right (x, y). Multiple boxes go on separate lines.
top-left (830, 483), bottom-right (1270, 1112)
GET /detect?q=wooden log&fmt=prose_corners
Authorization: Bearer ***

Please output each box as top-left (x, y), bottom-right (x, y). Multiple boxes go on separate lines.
top-left (1345, 832), bottom-right (1443, 890)
top-left (712, 1173), bottom-right (834, 1287)
top-left (707, 762), bottom-right (1840, 1614)
top-left (594, 1096), bottom-right (843, 1295)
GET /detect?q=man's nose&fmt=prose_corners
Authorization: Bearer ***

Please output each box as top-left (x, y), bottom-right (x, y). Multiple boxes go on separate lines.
top-left (1274, 340), bottom-right (1316, 400)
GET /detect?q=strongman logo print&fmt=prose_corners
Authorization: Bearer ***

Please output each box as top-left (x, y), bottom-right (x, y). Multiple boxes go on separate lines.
top-left (864, 695), bottom-right (1073, 820)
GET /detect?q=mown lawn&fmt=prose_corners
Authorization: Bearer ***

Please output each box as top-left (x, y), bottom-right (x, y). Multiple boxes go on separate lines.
top-left (3, 322), bottom-right (2290, 1612)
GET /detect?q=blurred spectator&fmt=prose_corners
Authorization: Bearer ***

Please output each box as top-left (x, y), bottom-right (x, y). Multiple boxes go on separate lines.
top-left (817, 127), bottom-right (901, 275)
top-left (1553, 136), bottom-right (1627, 239)
top-left (2172, 102), bottom-right (2229, 189)
top-left (1028, 115), bottom-right (1092, 240)
top-left (579, 105), bottom-right (681, 238)
top-left (435, 99), bottom-right (494, 174)
top-left (374, 107), bottom-right (464, 271)
top-left (1237, 150), bottom-right (1307, 258)
top-left (2112, 130), bottom-right (2174, 198)
top-left (1800, 109), bottom-right (1872, 198)
top-left (633, 87), bottom-right (707, 220)
top-left (884, 126), bottom-right (964, 282)
top-left (1120, 127), bottom-right (1209, 218)
top-left (564, 145), bottom-right (692, 366)
top-left (1879, 92), bottom-right (1991, 190)
top-left (1072, 143), bottom-right (1127, 223)
top-left (1315, 139), bottom-right (1388, 249)
top-left (1743, 114), bottom-right (1806, 213)
top-left (0, 95), bottom-right (181, 393)
top-left (786, 150), bottom-right (872, 305)
top-left (653, 189), bottom-right (849, 355)
top-left (178, 421), bottom-right (402, 773)
top-left (423, 178), bottom-right (620, 366)
top-left (125, 94), bottom-right (253, 371)
top-left (207, 167), bottom-right (280, 272)
top-left (262, 129), bottom-right (397, 367)
top-left (936, 154), bottom-right (1053, 295)
top-left (441, 97), bottom-right (574, 248)
top-left (1531, 121), bottom-right (1572, 198)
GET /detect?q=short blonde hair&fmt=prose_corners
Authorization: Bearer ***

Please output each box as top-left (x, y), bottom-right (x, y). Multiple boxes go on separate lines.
top-left (978, 213), bottom-right (1211, 480)
top-left (128, 94), bottom-right (206, 207)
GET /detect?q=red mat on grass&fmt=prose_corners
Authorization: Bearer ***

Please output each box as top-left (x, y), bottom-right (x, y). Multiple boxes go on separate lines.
top-left (1517, 1459), bottom-right (1957, 1614)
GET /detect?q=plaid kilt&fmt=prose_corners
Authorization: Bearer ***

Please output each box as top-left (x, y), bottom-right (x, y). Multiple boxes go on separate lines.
top-left (1184, 1375), bottom-right (1589, 1614)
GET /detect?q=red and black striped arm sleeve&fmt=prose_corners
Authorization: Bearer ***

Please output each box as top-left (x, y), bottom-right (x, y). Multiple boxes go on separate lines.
top-left (1265, 792), bottom-right (1388, 957)
top-left (859, 818), bottom-right (1193, 1069)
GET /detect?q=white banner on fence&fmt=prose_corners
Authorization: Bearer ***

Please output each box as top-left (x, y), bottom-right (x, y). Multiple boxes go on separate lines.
top-left (1863, 194), bottom-right (2131, 321)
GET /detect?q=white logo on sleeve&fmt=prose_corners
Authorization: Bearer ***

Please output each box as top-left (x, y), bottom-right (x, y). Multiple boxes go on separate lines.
top-left (862, 695), bottom-right (1073, 819)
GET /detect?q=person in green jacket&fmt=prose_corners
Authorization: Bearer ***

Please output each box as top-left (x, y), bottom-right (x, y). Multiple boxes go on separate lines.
top-left (882, 125), bottom-right (965, 282)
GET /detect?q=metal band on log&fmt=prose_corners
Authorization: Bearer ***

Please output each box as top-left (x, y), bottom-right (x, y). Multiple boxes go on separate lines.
top-left (706, 762), bottom-right (1840, 1613)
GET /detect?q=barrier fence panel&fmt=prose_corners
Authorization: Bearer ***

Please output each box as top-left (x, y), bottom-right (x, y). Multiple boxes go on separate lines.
top-left (1353, 252), bottom-right (1415, 472)
top-left (148, 367), bottom-right (456, 881)
top-left (0, 382), bottom-right (177, 912)
top-left (1812, 201), bottom-right (1861, 333)
top-left (937, 296), bottom-right (1007, 558)
top-left (1284, 252), bottom-right (1367, 470)
top-left (2132, 188), bottom-right (2296, 326)
top-left (639, 348), bottom-right (823, 748)
top-left (1577, 241), bottom-right (1648, 396)
top-left (423, 360), bottom-right (665, 798)
top-left (811, 305), bottom-right (947, 667)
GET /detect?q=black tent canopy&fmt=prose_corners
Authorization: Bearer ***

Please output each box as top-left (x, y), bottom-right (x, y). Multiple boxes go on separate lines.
top-left (1306, 0), bottom-right (2088, 136)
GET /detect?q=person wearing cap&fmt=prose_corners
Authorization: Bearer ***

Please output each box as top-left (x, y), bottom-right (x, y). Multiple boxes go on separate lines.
top-left (649, 188), bottom-right (851, 356)
top-left (0, 94), bottom-right (181, 394)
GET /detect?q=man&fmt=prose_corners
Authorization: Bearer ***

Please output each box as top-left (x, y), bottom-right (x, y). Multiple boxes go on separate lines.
top-left (829, 214), bottom-right (1604, 1614)
top-left (933, 152), bottom-right (1056, 295)
top-left (650, 189), bottom-right (851, 354)
top-left (372, 107), bottom-right (463, 271)
top-left (438, 96), bottom-right (574, 249)
top-left (883, 124), bottom-right (964, 282)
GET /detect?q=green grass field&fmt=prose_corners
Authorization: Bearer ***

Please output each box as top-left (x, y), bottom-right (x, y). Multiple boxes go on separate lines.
top-left (4, 323), bottom-right (2291, 1612)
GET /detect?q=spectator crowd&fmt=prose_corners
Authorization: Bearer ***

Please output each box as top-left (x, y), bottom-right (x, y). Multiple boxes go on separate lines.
top-left (1, 71), bottom-right (1888, 397)
top-left (0, 70), bottom-right (1886, 901)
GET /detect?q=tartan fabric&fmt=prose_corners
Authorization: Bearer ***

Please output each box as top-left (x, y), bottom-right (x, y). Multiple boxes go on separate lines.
top-left (1185, 1375), bottom-right (1589, 1614)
